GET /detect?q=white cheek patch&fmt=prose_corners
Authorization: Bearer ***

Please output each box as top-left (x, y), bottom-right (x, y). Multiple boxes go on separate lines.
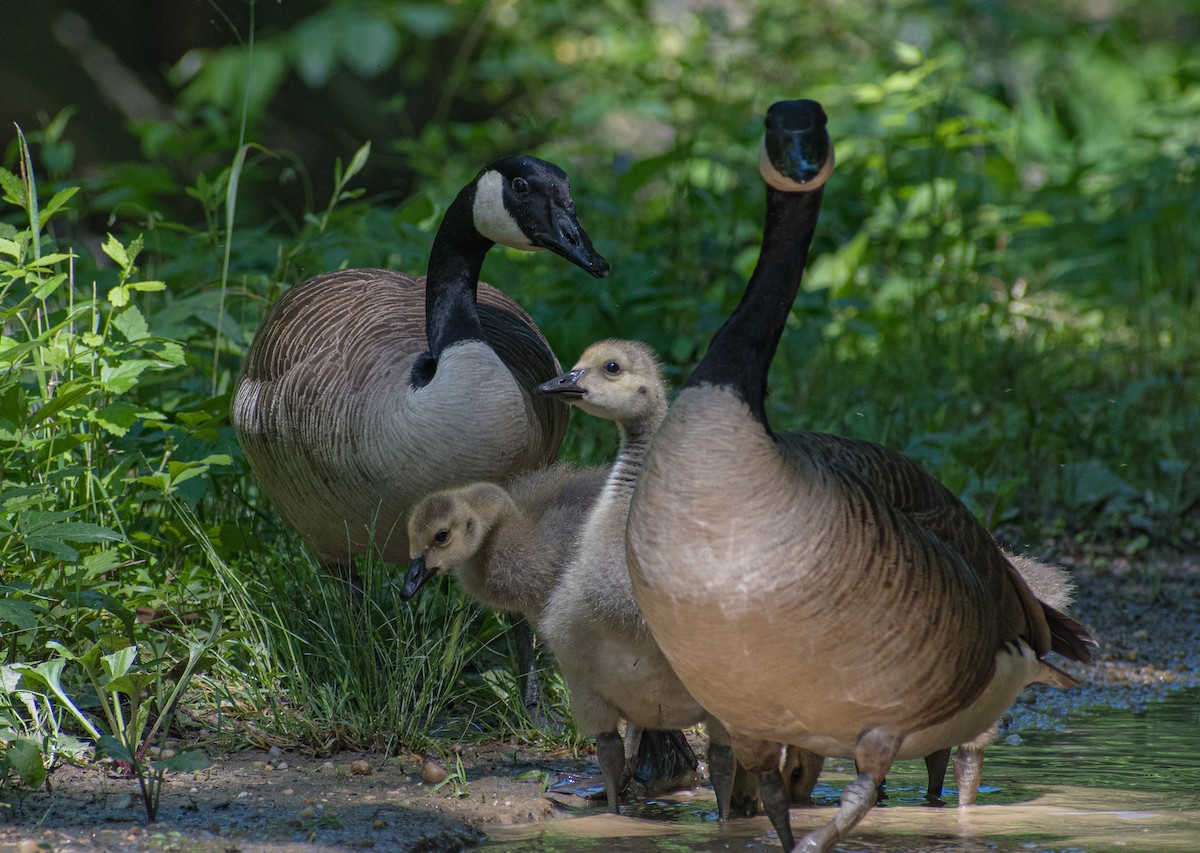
top-left (472, 170), bottom-right (541, 251)
top-left (759, 136), bottom-right (835, 192)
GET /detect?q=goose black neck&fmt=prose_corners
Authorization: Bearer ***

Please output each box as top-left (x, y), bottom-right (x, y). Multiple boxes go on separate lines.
top-left (686, 185), bottom-right (825, 427)
top-left (425, 185), bottom-right (496, 359)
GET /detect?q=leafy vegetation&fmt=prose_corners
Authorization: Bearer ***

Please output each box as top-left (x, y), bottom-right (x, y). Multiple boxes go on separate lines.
top-left (2, 0), bottom-right (1197, 810)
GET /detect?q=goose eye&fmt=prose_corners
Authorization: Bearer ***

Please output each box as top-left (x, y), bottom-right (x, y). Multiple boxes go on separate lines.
top-left (434, 529), bottom-right (450, 545)
top-left (604, 361), bottom-right (621, 375)
top-left (511, 177), bottom-right (529, 194)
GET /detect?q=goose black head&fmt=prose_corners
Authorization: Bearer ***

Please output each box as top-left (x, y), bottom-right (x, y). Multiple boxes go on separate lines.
top-left (472, 156), bottom-right (611, 278)
top-left (759, 99), bottom-right (835, 192)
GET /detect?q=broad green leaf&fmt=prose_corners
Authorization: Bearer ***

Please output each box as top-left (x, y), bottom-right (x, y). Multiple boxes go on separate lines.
top-left (0, 598), bottom-right (40, 632)
top-left (101, 233), bottom-right (130, 270)
top-left (91, 402), bottom-right (142, 436)
top-left (107, 285), bottom-right (130, 307)
top-left (96, 734), bottom-right (133, 764)
top-left (112, 305), bottom-right (150, 342)
top-left (100, 360), bottom-right (156, 393)
top-left (3, 738), bottom-right (47, 788)
top-left (151, 749), bottom-right (211, 774)
top-left (101, 646), bottom-right (139, 683)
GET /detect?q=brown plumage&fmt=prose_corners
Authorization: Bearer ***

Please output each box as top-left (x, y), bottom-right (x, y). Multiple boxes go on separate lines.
top-left (231, 156), bottom-right (608, 571)
top-left (625, 99), bottom-right (1096, 852)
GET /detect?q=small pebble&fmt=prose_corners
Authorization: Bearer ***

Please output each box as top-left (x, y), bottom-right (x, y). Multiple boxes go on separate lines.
top-left (1124, 648), bottom-right (1139, 661)
top-left (422, 761), bottom-right (449, 785)
top-left (350, 760), bottom-right (374, 776)
top-left (282, 788), bottom-right (295, 796)
top-left (372, 818), bottom-right (387, 829)
top-left (277, 761), bottom-right (289, 770)
top-left (17, 840), bottom-right (39, 853)
top-left (269, 745), bottom-right (283, 758)
top-left (1005, 733), bottom-right (1023, 746)
top-left (319, 761), bottom-right (335, 773)
top-left (298, 806), bottom-right (317, 820)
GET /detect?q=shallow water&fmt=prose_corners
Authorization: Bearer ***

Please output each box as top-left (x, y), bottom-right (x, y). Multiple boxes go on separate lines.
top-left (484, 686), bottom-right (1200, 852)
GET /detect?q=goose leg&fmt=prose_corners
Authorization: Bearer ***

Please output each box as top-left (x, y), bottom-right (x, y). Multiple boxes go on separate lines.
top-left (795, 728), bottom-right (899, 853)
top-left (731, 736), bottom-right (792, 852)
top-left (923, 748), bottom-right (950, 805)
top-left (953, 744), bottom-right (984, 806)
top-left (954, 721), bottom-right (997, 806)
top-left (596, 729), bottom-right (625, 813)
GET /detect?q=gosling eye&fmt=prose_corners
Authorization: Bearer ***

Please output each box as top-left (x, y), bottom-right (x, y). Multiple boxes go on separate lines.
top-left (604, 361), bottom-right (621, 375)
top-left (434, 529), bottom-right (450, 545)
top-left (511, 177), bottom-right (529, 194)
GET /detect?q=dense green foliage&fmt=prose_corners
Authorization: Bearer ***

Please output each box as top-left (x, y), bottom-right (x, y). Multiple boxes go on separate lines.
top-left (2, 0), bottom-right (1197, 792)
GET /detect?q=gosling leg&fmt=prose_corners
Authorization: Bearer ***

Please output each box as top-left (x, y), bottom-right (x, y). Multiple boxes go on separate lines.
top-left (596, 729), bottom-right (625, 813)
top-left (511, 616), bottom-right (543, 720)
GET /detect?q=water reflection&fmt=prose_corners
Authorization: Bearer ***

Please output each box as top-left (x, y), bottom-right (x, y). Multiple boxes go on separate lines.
top-left (484, 686), bottom-right (1200, 852)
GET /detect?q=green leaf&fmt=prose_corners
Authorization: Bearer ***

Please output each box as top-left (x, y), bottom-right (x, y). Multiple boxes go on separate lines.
top-left (111, 304), bottom-right (150, 342)
top-left (3, 738), bottom-right (47, 788)
top-left (101, 646), bottom-right (139, 683)
top-left (107, 285), bottom-right (130, 308)
top-left (152, 749), bottom-right (211, 774)
top-left (0, 168), bottom-right (24, 205)
top-left (100, 360), bottom-right (156, 394)
top-left (101, 233), bottom-right (130, 270)
top-left (96, 734), bottom-right (133, 764)
top-left (343, 141), bottom-right (371, 184)
top-left (39, 186), bottom-right (79, 226)
top-left (0, 598), bottom-right (41, 632)
top-left (29, 379), bottom-right (92, 426)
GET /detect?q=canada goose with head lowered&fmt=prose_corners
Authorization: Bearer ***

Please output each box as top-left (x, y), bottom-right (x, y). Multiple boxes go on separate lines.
top-left (625, 100), bottom-right (1095, 852)
top-left (232, 156), bottom-right (609, 575)
top-left (536, 340), bottom-right (740, 817)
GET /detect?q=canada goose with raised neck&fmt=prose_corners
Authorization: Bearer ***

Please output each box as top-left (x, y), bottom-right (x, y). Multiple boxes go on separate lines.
top-left (625, 99), bottom-right (1095, 852)
top-left (537, 340), bottom-right (741, 816)
top-left (232, 156), bottom-right (608, 573)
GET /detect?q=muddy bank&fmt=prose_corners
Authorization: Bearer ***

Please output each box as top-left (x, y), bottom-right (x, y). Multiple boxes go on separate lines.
top-left (1, 547), bottom-right (1195, 852)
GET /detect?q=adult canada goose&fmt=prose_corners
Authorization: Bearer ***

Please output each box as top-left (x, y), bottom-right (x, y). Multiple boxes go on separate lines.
top-left (232, 155), bottom-right (609, 575)
top-left (232, 156), bottom-right (607, 709)
top-left (536, 339), bottom-right (740, 817)
top-left (624, 99), bottom-right (1095, 852)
